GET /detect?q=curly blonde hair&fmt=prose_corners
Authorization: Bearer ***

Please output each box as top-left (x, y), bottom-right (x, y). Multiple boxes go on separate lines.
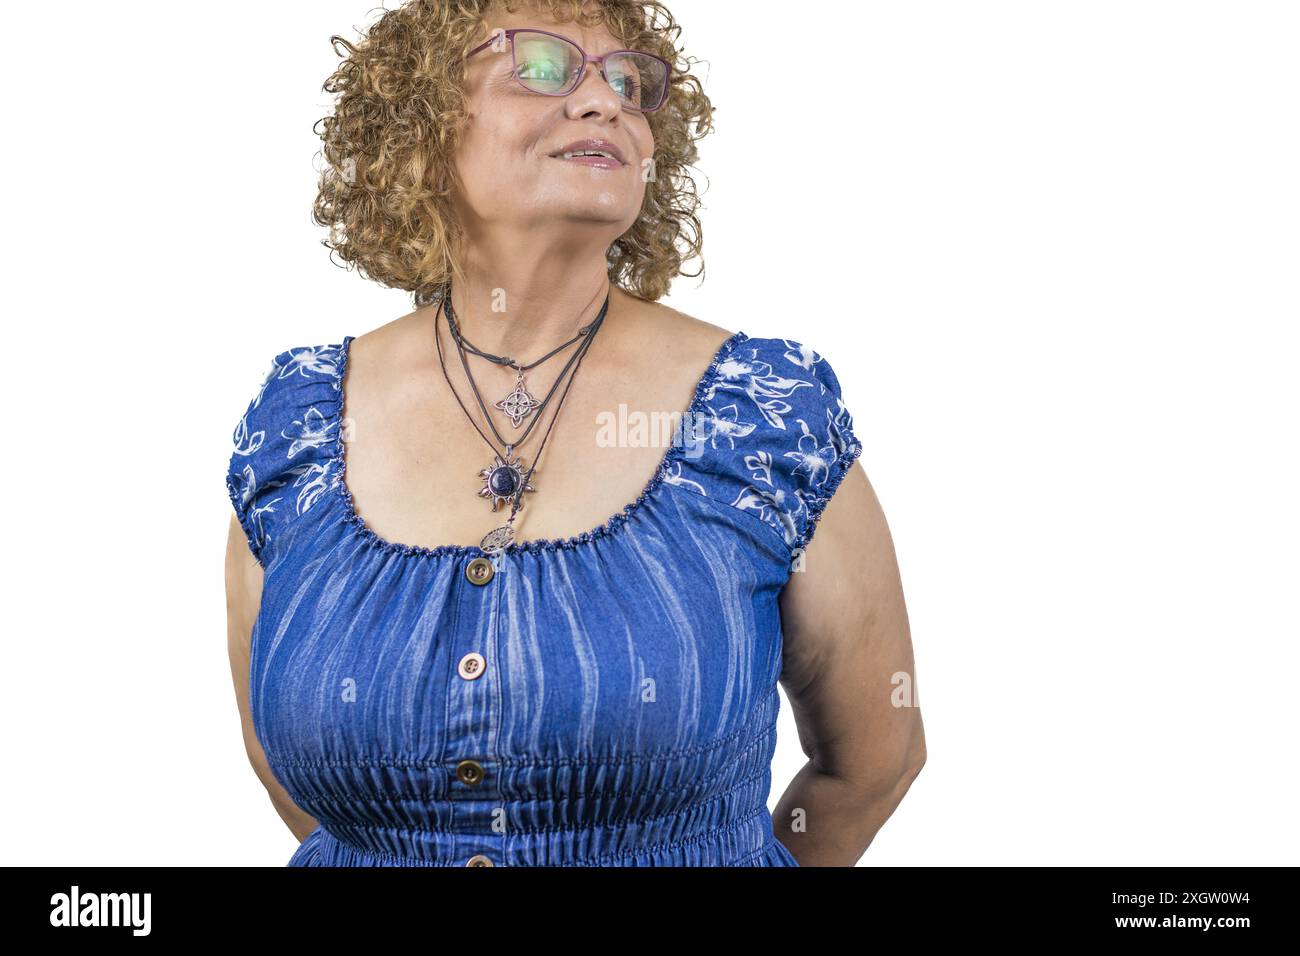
top-left (311, 0), bottom-right (715, 306)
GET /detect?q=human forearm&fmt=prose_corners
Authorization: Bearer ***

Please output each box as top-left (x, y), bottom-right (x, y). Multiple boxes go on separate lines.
top-left (771, 756), bottom-right (925, 866)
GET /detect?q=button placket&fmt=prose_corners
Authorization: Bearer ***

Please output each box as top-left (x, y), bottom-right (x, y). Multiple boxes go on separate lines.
top-left (446, 552), bottom-right (507, 867)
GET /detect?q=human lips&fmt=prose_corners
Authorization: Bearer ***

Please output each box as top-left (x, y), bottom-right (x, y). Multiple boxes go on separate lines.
top-left (548, 139), bottom-right (628, 168)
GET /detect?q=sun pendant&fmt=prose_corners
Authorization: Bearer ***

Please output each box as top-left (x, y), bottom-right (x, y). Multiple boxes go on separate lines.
top-left (495, 372), bottom-right (541, 428)
top-left (478, 453), bottom-right (537, 511)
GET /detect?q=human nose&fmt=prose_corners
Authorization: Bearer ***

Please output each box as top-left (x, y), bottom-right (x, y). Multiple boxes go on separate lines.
top-left (563, 58), bottom-right (627, 115)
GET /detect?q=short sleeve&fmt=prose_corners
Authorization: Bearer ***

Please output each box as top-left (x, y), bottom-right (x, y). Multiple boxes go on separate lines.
top-left (225, 343), bottom-right (344, 568)
top-left (785, 342), bottom-right (864, 553)
top-left (697, 335), bottom-right (864, 559)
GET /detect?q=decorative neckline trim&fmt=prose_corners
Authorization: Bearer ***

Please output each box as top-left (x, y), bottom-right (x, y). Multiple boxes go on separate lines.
top-left (327, 329), bottom-right (751, 558)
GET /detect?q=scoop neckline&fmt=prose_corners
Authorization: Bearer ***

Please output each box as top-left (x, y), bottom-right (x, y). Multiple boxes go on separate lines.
top-left (327, 328), bottom-right (752, 559)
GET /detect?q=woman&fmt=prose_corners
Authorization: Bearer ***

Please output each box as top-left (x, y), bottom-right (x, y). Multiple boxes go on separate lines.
top-left (225, 0), bottom-right (924, 867)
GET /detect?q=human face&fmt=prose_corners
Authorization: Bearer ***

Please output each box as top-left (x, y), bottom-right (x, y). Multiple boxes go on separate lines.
top-left (453, 9), bottom-right (656, 238)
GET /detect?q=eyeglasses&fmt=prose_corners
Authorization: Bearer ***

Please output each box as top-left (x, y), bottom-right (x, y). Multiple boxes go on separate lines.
top-left (466, 27), bottom-right (671, 114)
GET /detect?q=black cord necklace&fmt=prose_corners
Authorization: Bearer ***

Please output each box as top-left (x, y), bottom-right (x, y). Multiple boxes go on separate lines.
top-left (445, 296), bottom-right (599, 429)
top-left (442, 283), bottom-right (606, 455)
top-left (433, 282), bottom-right (609, 553)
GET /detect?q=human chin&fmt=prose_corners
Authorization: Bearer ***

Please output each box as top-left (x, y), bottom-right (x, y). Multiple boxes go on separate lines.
top-left (541, 184), bottom-right (636, 222)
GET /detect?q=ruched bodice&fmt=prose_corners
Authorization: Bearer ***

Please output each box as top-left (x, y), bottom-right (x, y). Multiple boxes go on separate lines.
top-left (226, 330), bottom-right (862, 866)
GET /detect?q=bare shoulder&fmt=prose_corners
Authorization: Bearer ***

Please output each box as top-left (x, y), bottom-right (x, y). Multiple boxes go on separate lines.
top-left (343, 305), bottom-right (434, 377)
top-left (615, 291), bottom-right (736, 368)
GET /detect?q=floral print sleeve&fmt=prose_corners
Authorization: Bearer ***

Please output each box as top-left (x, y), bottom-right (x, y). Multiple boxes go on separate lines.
top-left (664, 335), bottom-right (864, 565)
top-left (225, 343), bottom-right (345, 568)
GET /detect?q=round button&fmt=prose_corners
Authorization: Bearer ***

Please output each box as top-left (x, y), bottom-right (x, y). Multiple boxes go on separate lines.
top-left (456, 759), bottom-right (484, 786)
top-left (457, 652), bottom-right (486, 680)
top-left (465, 557), bottom-right (495, 586)
top-left (465, 854), bottom-right (494, 867)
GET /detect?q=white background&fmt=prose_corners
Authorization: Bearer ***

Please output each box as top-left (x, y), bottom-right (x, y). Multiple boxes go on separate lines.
top-left (2, 1), bottom-right (1296, 865)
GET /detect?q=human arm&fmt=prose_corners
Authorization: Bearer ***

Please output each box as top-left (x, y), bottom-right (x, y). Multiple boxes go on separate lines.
top-left (224, 514), bottom-right (319, 842)
top-left (772, 461), bottom-right (926, 866)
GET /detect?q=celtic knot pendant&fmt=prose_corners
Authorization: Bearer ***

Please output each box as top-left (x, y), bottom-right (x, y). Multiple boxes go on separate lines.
top-left (495, 369), bottom-right (540, 428)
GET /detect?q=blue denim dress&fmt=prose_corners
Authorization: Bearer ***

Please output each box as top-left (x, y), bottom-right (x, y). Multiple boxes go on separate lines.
top-left (226, 330), bottom-right (862, 866)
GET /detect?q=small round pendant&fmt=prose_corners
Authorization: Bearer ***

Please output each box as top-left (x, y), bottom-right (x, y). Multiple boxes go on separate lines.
top-left (480, 525), bottom-right (516, 553)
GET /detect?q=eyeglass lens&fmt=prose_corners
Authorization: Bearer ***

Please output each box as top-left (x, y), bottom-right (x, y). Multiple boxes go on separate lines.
top-left (512, 31), bottom-right (667, 111)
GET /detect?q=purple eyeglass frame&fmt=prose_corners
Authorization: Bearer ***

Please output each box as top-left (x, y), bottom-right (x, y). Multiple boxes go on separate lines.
top-left (466, 27), bottom-right (671, 113)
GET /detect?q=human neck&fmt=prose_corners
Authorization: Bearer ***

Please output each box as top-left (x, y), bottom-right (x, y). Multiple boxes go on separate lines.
top-left (442, 242), bottom-right (618, 362)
